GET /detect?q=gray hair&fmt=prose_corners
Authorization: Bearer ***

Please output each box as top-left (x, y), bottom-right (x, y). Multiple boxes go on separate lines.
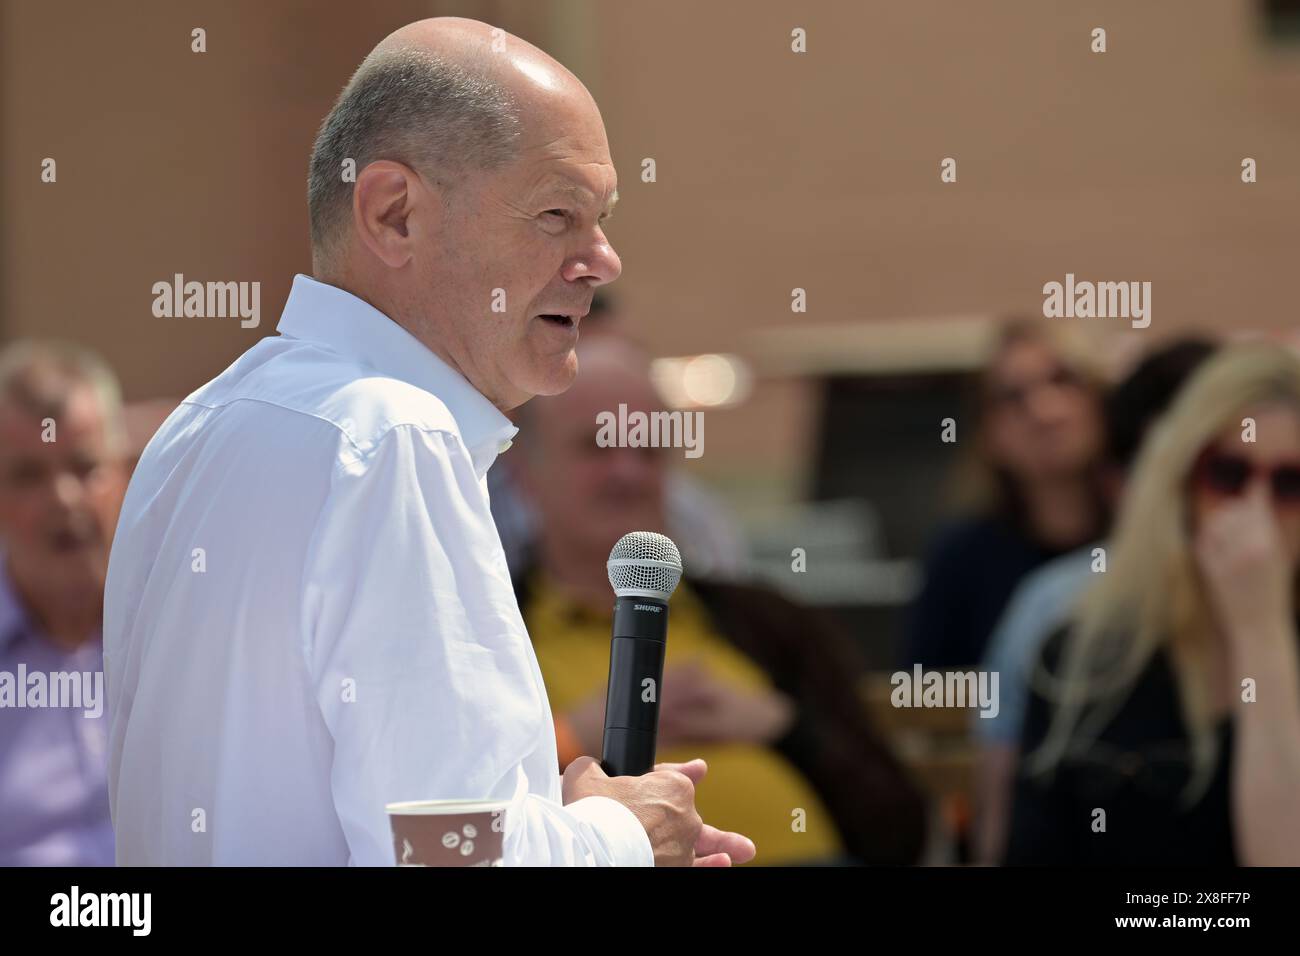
top-left (307, 47), bottom-right (522, 267)
top-left (0, 340), bottom-right (127, 454)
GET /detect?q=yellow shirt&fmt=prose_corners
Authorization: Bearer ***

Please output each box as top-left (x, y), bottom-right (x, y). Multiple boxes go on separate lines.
top-left (525, 574), bottom-right (844, 864)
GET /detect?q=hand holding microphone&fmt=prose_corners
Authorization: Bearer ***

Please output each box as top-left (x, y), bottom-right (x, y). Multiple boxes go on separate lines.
top-left (558, 531), bottom-right (755, 865)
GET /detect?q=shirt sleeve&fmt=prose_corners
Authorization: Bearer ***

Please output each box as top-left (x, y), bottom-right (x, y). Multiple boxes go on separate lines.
top-left (976, 579), bottom-right (1044, 745)
top-left (300, 423), bottom-right (651, 866)
top-left (977, 555), bottom-right (1091, 746)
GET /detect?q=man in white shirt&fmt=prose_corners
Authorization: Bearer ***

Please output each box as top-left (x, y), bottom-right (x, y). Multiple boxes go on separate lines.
top-left (103, 16), bottom-right (755, 867)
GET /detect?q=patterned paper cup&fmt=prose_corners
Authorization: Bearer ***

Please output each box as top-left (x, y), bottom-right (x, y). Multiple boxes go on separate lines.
top-left (386, 799), bottom-right (508, 867)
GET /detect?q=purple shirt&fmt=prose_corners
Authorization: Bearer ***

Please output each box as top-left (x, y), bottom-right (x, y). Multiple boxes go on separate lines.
top-left (0, 560), bottom-right (114, 866)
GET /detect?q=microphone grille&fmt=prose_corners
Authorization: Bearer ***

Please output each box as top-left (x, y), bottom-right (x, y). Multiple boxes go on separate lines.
top-left (606, 531), bottom-right (683, 599)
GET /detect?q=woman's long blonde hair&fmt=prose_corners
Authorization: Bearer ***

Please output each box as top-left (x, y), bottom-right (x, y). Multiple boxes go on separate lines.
top-left (1026, 343), bottom-right (1300, 801)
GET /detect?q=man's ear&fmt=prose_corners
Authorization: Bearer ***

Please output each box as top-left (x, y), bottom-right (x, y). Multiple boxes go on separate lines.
top-left (351, 160), bottom-right (438, 269)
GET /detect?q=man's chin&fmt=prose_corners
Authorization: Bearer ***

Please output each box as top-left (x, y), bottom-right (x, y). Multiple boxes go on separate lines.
top-left (43, 552), bottom-right (107, 587)
top-left (525, 353), bottom-right (580, 398)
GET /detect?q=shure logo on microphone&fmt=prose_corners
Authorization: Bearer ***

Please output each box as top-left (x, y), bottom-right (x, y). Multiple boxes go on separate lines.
top-left (633, 604), bottom-right (663, 612)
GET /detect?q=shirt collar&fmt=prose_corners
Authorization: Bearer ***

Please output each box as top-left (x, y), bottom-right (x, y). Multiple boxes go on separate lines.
top-left (276, 274), bottom-right (519, 479)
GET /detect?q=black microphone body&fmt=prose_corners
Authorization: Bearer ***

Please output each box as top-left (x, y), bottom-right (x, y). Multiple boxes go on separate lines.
top-left (600, 595), bottom-right (668, 777)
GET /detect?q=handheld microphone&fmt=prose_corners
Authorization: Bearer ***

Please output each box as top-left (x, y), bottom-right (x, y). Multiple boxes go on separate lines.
top-left (599, 531), bottom-right (683, 777)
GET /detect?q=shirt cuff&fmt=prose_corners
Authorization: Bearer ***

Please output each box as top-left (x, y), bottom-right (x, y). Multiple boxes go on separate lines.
top-left (565, 795), bottom-right (654, 867)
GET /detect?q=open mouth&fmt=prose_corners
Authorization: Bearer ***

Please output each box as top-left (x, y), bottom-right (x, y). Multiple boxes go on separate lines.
top-left (50, 528), bottom-right (95, 553)
top-left (537, 314), bottom-right (576, 328)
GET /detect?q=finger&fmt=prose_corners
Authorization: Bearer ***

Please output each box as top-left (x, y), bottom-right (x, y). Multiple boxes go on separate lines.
top-left (657, 715), bottom-right (712, 744)
top-left (654, 758), bottom-right (708, 784)
top-left (662, 687), bottom-right (712, 710)
top-left (1196, 513), bottom-right (1228, 559)
top-left (1201, 504), bottom-right (1243, 552)
top-left (664, 693), bottom-right (717, 714)
top-left (1245, 472), bottom-right (1270, 502)
top-left (657, 711), bottom-right (693, 734)
top-left (694, 823), bottom-right (756, 864)
top-left (1244, 481), bottom-right (1276, 527)
top-left (1214, 493), bottom-right (1270, 544)
top-left (664, 669), bottom-right (712, 700)
top-left (676, 662), bottom-right (717, 691)
top-left (562, 755), bottom-right (604, 779)
top-left (692, 853), bottom-right (732, 867)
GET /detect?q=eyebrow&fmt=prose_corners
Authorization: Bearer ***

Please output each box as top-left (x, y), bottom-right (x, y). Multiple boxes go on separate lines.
top-left (546, 179), bottom-right (619, 219)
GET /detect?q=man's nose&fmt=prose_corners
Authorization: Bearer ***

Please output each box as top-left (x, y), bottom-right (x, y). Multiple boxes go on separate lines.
top-left (563, 229), bottom-right (622, 286)
top-left (50, 472), bottom-right (85, 510)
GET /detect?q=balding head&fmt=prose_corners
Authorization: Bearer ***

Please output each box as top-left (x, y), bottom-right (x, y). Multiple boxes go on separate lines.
top-left (309, 18), bottom-right (593, 262)
top-left (307, 42), bottom-right (520, 267)
top-left (306, 18), bottom-right (622, 411)
top-left (372, 16), bottom-right (593, 98)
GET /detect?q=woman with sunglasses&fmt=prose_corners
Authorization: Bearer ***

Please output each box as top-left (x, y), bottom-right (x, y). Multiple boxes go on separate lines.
top-left (1006, 344), bottom-right (1300, 865)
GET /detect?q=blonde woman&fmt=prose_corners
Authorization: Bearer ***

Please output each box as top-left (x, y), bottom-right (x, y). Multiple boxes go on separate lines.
top-left (1006, 343), bottom-right (1300, 865)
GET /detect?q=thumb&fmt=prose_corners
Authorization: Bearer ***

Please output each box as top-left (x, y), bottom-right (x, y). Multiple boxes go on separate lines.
top-left (654, 758), bottom-right (708, 785)
top-left (562, 754), bottom-right (606, 783)
top-left (1245, 476), bottom-right (1272, 512)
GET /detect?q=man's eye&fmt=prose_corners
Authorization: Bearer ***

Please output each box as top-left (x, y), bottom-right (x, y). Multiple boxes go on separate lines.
top-left (542, 210), bottom-right (568, 223)
top-left (5, 463), bottom-right (44, 487)
top-left (70, 458), bottom-right (102, 480)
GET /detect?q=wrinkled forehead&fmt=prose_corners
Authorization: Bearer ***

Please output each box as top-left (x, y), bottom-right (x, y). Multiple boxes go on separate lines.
top-left (509, 68), bottom-right (613, 156)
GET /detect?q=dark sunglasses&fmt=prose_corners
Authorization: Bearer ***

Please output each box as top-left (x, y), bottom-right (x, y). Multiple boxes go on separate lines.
top-left (1193, 449), bottom-right (1300, 505)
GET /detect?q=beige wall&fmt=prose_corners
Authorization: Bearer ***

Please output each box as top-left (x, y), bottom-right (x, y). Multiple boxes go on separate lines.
top-left (4, 0), bottom-right (1298, 507)
top-left (585, 0), bottom-right (1300, 503)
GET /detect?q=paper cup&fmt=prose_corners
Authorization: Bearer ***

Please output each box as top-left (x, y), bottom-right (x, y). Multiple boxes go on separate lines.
top-left (386, 799), bottom-right (508, 867)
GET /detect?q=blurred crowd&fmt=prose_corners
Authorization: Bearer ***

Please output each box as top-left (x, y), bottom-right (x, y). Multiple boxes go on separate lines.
top-left (3, 301), bottom-right (1298, 866)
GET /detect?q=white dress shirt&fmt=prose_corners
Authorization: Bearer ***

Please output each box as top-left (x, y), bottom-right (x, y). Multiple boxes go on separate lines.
top-left (104, 274), bottom-right (653, 866)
